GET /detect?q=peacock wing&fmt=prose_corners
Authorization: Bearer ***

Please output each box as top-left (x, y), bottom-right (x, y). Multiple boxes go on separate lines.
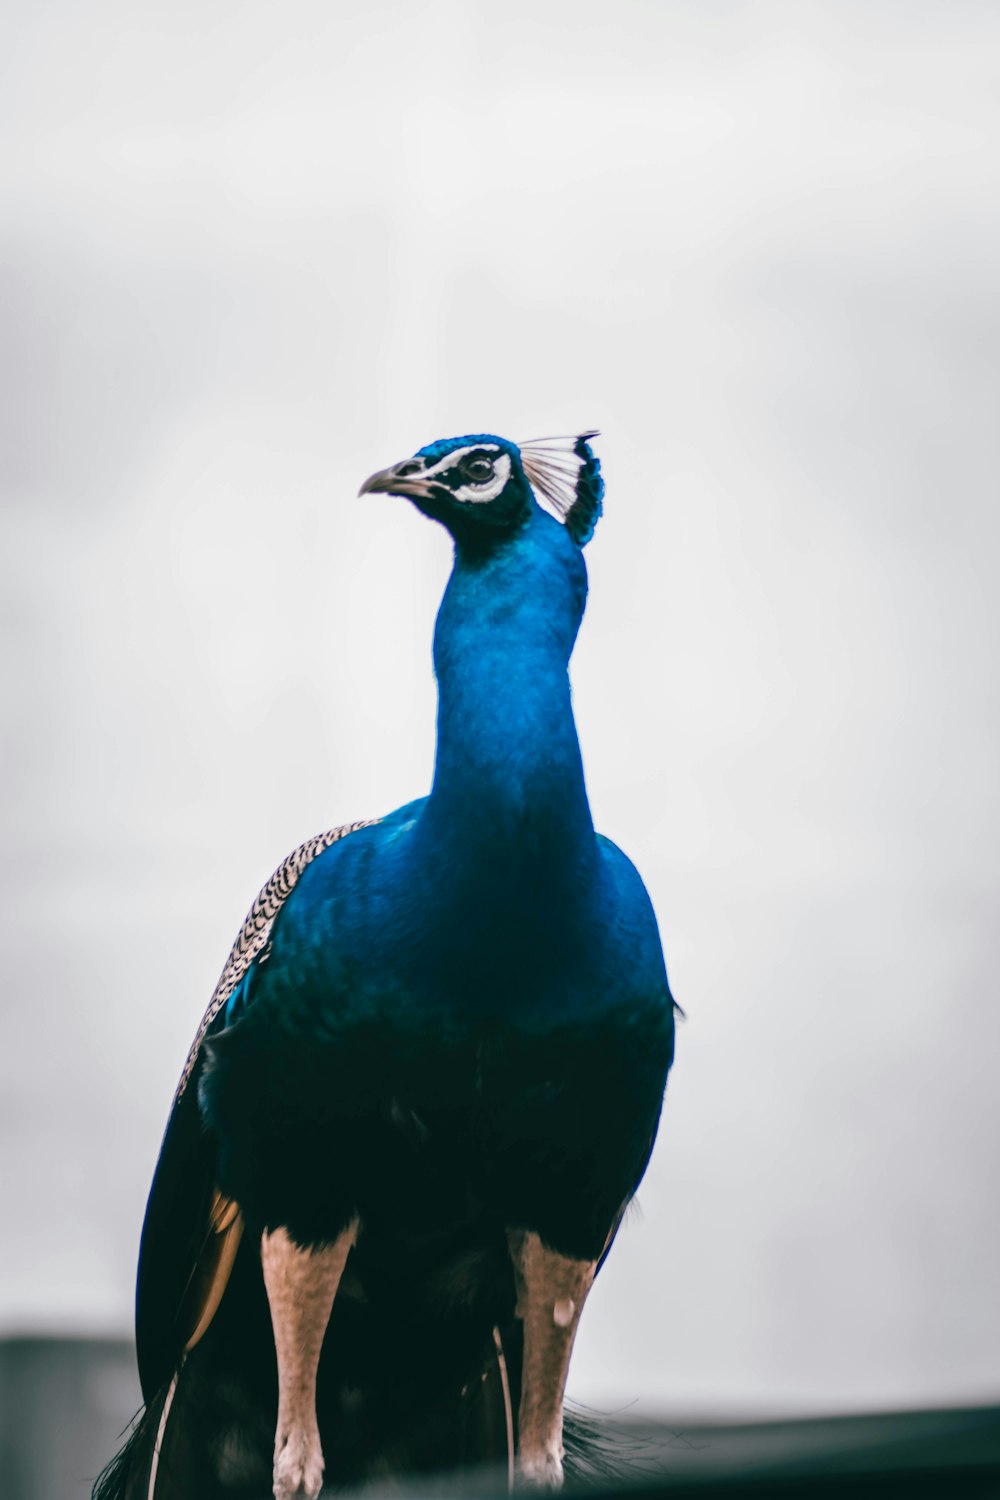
top-left (134, 817), bottom-right (380, 1402)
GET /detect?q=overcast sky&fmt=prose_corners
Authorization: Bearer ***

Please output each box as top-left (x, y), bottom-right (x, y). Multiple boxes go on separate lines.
top-left (2, 0), bottom-right (998, 1416)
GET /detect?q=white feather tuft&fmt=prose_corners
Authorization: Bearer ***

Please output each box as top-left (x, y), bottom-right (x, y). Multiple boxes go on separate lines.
top-left (518, 432), bottom-right (600, 521)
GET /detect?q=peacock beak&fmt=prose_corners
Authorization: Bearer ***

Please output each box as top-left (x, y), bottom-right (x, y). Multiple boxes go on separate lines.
top-left (358, 459), bottom-right (432, 500)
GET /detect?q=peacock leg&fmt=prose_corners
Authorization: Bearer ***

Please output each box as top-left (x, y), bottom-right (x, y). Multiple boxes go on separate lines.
top-left (507, 1229), bottom-right (596, 1489)
top-left (260, 1221), bottom-right (359, 1500)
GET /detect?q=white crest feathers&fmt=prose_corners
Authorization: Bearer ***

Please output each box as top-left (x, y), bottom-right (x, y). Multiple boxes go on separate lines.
top-left (518, 432), bottom-right (604, 545)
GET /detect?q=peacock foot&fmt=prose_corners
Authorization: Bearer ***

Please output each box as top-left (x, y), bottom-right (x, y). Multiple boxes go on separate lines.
top-left (518, 1447), bottom-right (564, 1489)
top-left (272, 1424), bottom-right (325, 1500)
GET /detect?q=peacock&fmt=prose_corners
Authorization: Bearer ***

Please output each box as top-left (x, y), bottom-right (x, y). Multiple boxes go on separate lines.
top-left (94, 432), bottom-right (676, 1500)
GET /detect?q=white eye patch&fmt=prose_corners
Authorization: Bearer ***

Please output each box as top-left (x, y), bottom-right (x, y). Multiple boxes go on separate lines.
top-left (452, 451), bottom-right (511, 505)
top-left (419, 443), bottom-right (501, 484)
top-left (417, 444), bottom-right (511, 505)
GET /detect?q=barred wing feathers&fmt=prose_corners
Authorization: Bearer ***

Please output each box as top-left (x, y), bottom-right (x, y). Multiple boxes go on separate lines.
top-left (135, 817), bottom-right (380, 1401)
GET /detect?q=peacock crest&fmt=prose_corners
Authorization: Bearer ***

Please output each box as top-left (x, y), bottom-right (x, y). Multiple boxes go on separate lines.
top-left (518, 432), bottom-right (604, 545)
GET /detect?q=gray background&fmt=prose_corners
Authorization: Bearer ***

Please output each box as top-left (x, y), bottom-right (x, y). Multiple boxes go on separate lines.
top-left (2, 0), bottom-right (998, 1421)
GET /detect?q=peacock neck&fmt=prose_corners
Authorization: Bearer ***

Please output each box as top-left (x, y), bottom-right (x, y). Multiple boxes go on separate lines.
top-left (417, 516), bottom-right (598, 881)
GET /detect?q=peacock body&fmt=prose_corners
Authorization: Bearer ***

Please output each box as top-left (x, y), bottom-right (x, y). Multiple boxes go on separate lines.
top-left (96, 433), bottom-right (676, 1500)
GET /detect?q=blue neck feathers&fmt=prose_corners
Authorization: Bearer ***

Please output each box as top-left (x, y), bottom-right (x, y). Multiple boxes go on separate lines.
top-left (417, 507), bottom-right (596, 879)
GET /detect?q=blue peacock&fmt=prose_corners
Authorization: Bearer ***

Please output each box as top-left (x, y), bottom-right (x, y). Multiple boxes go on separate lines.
top-left (95, 432), bottom-right (676, 1500)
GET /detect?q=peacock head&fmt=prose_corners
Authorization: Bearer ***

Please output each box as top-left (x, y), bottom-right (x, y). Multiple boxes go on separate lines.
top-left (359, 432), bottom-right (603, 548)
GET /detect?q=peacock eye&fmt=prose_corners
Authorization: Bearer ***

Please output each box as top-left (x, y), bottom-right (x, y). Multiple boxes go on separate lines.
top-left (464, 457), bottom-right (494, 483)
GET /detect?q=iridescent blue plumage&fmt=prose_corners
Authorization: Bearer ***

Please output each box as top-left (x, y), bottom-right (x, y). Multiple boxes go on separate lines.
top-left (96, 432), bottom-right (674, 1500)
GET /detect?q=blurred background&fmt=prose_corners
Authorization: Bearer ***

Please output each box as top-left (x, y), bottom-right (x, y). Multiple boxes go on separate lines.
top-left (2, 0), bottom-right (999, 1493)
